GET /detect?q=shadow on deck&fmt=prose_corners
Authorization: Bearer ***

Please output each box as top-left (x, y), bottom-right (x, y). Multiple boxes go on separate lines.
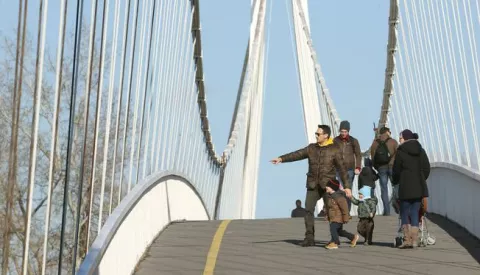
top-left (134, 215), bottom-right (480, 275)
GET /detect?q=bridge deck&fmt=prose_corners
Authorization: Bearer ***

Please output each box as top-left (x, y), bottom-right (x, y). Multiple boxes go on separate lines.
top-left (134, 215), bottom-right (480, 275)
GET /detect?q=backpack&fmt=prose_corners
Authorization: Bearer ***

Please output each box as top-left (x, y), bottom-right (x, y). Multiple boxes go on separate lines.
top-left (373, 138), bottom-right (391, 167)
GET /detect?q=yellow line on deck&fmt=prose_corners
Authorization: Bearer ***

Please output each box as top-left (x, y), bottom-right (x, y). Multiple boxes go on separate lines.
top-left (203, 219), bottom-right (232, 275)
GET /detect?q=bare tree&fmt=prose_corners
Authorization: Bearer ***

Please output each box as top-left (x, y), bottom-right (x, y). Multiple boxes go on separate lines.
top-left (0, 18), bottom-right (135, 274)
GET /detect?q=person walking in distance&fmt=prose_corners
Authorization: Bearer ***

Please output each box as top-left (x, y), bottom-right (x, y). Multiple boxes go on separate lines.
top-left (270, 125), bottom-right (351, 247)
top-left (333, 120), bottom-right (362, 212)
top-left (291, 200), bottom-right (307, 218)
top-left (369, 126), bottom-right (398, 216)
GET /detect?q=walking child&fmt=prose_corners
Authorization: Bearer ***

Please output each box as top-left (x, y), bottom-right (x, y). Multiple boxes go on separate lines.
top-left (325, 180), bottom-right (359, 249)
top-left (351, 185), bottom-right (378, 245)
top-left (351, 161), bottom-right (379, 245)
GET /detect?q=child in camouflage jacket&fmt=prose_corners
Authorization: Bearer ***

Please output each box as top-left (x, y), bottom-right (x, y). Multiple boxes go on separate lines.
top-left (351, 185), bottom-right (378, 245)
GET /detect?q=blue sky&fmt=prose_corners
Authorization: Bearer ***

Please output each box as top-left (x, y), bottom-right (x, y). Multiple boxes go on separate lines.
top-left (0, 0), bottom-right (390, 219)
top-left (199, 0), bottom-right (389, 218)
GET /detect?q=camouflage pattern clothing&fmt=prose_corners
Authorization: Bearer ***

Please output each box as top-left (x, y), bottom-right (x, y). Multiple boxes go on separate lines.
top-left (351, 197), bottom-right (378, 219)
top-left (351, 196), bottom-right (378, 245)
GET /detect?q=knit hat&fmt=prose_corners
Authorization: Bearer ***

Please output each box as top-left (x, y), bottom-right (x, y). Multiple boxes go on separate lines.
top-left (359, 186), bottom-right (371, 200)
top-left (339, 120), bottom-right (350, 131)
top-left (400, 129), bottom-right (416, 140)
top-left (326, 179), bottom-right (341, 192)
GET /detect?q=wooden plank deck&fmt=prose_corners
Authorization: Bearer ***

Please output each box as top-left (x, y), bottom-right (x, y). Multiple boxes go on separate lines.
top-left (135, 214), bottom-right (480, 275)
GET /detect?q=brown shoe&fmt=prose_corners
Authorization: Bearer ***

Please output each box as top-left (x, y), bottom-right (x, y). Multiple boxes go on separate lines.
top-left (350, 234), bottom-right (359, 247)
top-left (325, 242), bottom-right (338, 250)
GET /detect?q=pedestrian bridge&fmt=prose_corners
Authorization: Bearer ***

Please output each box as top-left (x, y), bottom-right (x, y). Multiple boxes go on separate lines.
top-left (133, 216), bottom-right (479, 275)
top-left (77, 165), bottom-right (480, 275)
top-left (3, 0), bottom-right (480, 274)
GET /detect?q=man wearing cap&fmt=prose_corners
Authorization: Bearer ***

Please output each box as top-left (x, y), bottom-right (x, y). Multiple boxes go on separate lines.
top-left (334, 120), bottom-right (362, 212)
top-left (369, 126), bottom-right (398, 216)
top-left (270, 125), bottom-right (351, 247)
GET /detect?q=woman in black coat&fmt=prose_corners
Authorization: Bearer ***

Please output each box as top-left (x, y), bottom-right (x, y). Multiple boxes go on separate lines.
top-left (392, 129), bottom-right (430, 249)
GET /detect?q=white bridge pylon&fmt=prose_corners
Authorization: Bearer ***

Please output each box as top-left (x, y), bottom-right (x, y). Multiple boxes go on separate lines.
top-left (290, 0), bottom-right (341, 213)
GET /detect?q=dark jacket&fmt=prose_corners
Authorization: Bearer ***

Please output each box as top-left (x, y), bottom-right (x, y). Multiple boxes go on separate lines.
top-left (351, 197), bottom-right (378, 218)
top-left (369, 134), bottom-right (398, 169)
top-left (279, 138), bottom-right (350, 189)
top-left (334, 135), bottom-right (362, 170)
top-left (325, 192), bottom-right (350, 223)
top-left (358, 166), bottom-right (378, 189)
top-left (392, 140), bottom-right (430, 200)
top-left (291, 207), bottom-right (307, 218)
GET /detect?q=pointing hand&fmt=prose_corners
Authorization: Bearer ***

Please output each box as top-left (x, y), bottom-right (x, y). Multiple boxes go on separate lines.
top-left (270, 158), bottom-right (282, 164)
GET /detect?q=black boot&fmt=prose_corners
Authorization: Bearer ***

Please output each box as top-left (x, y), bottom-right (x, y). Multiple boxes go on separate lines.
top-left (367, 230), bottom-right (373, 245)
top-left (363, 232), bottom-right (369, 245)
top-left (301, 238), bottom-right (315, 247)
top-left (367, 219), bottom-right (374, 245)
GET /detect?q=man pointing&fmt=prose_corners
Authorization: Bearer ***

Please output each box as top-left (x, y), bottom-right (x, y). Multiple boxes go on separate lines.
top-left (271, 124), bottom-right (351, 247)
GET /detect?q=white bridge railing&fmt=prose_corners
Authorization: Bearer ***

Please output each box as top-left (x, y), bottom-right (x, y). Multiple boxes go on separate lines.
top-left (0, 0), bottom-right (266, 274)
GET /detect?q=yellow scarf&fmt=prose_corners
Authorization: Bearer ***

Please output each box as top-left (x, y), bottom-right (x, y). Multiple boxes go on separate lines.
top-left (319, 137), bottom-right (334, 147)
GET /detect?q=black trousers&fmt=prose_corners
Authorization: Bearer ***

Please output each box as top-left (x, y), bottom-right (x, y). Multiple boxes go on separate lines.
top-left (357, 218), bottom-right (375, 242)
top-left (329, 222), bottom-right (355, 244)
